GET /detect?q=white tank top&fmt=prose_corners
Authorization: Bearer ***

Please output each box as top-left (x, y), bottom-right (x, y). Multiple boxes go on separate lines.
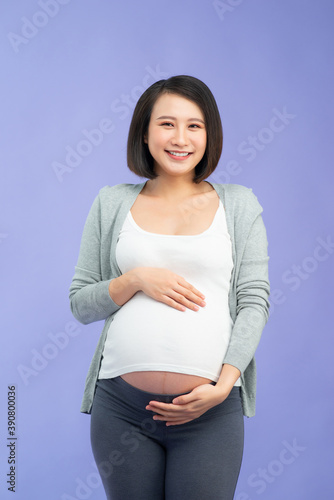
top-left (99, 199), bottom-right (241, 385)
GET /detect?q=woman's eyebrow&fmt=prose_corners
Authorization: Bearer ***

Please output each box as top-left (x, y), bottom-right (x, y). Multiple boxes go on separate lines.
top-left (156, 115), bottom-right (205, 124)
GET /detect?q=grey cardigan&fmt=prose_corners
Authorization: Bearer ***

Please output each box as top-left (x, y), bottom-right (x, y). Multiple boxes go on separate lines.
top-left (69, 181), bottom-right (270, 417)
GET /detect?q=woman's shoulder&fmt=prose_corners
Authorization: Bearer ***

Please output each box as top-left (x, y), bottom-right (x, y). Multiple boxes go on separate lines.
top-left (213, 181), bottom-right (254, 196)
top-left (98, 182), bottom-right (144, 196)
top-left (95, 182), bottom-right (145, 203)
top-left (212, 182), bottom-right (264, 213)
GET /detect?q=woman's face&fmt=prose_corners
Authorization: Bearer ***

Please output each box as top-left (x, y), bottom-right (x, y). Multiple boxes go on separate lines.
top-left (144, 93), bottom-right (207, 182)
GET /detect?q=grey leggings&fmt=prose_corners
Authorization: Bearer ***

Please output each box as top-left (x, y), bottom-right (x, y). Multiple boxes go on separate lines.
top-left (90, 376), bottom-right (244, 500)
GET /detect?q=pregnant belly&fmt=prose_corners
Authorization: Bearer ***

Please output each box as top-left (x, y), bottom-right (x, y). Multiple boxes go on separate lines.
top-left (102, 291), bottom-right (231, 393)
top-left (120, 371), bottom-right (214, 394)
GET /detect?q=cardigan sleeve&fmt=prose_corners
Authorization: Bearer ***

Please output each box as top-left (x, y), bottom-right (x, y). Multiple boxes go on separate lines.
top-left (68, 191), bottom-right (121, 325)
top-left (223, 212), bottom-right (270, 374)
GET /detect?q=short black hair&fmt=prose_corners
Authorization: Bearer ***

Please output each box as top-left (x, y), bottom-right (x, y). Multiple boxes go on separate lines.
top-left (127, 75), bottom-right (223, 184)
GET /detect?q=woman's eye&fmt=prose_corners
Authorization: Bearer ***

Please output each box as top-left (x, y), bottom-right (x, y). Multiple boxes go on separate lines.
top-left (159, 122), bottom-right (203, 128)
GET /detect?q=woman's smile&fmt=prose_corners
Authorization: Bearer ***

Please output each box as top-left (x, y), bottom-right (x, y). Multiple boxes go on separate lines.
top-left (165, 150), bottom-right (193, 160)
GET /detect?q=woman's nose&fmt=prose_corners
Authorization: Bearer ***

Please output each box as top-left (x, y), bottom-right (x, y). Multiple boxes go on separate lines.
top-left (171, 127), bottom-right (188, 146)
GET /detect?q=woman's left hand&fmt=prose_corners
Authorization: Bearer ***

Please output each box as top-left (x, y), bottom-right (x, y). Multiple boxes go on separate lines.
top-left (145, 384), bottom-right (229, 426)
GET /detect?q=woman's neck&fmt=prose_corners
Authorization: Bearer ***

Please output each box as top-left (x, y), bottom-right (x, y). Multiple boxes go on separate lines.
top-left (143, 178), bottom-right (213, 203)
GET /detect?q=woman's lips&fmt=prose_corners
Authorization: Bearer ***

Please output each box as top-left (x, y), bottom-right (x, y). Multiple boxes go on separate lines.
top-left (165, 150), bottom-right (193, 160)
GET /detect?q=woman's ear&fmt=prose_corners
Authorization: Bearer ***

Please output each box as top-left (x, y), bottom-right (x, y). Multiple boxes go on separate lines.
top-left (143, 133), bottom-right (148, 144)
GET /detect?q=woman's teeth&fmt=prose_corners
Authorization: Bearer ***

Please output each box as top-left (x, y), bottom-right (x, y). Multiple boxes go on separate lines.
top-left (168, 151), bottom-right (190, 157)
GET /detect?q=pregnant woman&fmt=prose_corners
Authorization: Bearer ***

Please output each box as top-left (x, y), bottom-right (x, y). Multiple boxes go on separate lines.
top-left (69, 75), bottom-right (270, 499)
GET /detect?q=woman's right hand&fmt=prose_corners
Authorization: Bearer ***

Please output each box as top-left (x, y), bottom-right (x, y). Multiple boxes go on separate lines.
top-left (132, 267), bottom-right (206, 312)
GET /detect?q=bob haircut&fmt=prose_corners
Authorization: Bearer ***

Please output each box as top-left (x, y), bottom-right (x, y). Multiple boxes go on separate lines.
top-left (127, 75), bottom-right (223, 184)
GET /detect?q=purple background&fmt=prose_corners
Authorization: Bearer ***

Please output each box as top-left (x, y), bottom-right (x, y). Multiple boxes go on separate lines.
top-left (1, 1), bottom-right (333, 498)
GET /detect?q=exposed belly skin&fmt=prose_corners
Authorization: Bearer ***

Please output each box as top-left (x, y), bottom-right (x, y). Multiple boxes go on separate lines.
top-left (120, 371), bottom-right (213, 394)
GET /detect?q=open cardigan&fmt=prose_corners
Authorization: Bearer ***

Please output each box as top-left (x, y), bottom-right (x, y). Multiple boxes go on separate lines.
top-left (69, 181), bottom-right (270, 417)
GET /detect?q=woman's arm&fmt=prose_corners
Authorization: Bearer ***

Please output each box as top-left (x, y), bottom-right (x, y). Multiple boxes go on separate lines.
top-left (69, 192), bottom-right (122, 325)
top-left (223, 213), bottom-right (270, 375)
top-left (215, 363), bottom-right (241, 394)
